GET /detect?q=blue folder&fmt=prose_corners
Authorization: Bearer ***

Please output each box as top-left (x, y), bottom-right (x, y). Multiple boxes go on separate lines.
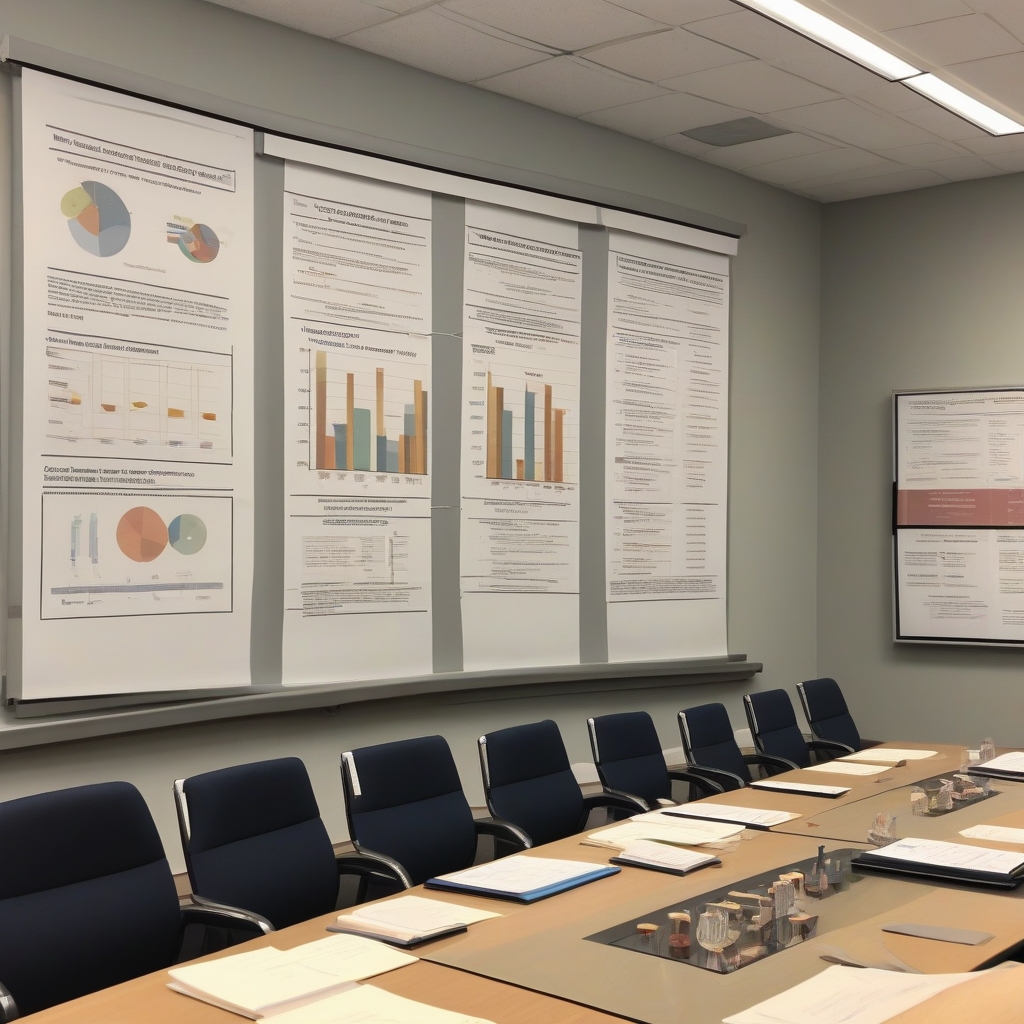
top-left (424, 865), bottom-right (620, 903)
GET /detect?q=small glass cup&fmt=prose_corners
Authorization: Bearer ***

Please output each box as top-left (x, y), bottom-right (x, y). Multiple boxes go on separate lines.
top-left (696, 907), bottom-right (731, 972)
top-left (980, 738), bottom-right (996, 763)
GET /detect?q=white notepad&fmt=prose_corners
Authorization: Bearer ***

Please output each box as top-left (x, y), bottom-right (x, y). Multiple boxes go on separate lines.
top-left (961, 824), bottom-right (1024, 845)
top-left (431, 856), bottom-right (612, 895)
top-left (612, 839), bottom-right (719, 875)
top-left (750, 780), bottom-right (850, 797)
top-left (723, 965), bottom-right (974, 1024)
top-left (663, 803), bottom-right (801, 828)
top-left (268, 985), bottom-right (495, 1024)
top-left (970, 751), bottom-right (1024, 774)
top-left (333, 895), bottom-right (500, 943)
top-left (585, 816), bottom-right (743, 851)
top-left (839, 748), bottom-right (938, 763)
top-left (167, 935), bottom-right (417, 1018)
top-left (864, 837), bottom-right (1024, 875)
top-left (804, 761), bottom-right (889, 776)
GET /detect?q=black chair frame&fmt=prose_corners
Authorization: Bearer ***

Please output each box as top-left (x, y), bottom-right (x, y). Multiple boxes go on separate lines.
top-left (743, 694), bottom-right (854, 769)
top-left (339, 750), bottom-right (531, 900)
top-left (677, 709), bottom-right (796, 790)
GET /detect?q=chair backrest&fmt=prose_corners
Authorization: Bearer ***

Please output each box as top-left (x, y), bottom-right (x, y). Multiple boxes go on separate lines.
top-left (744, 689), bottom-right (810, 767)
top-left (177, 757), bottom-right (339, 929)
top-left (677, 703), bottom-right (751, 788)
top-left (0, 782), bottom-right (181, 1017)
top-left (480, 720), bottom-right (585, 846)
top-left (797, 678), bottom-right (862, 751)
top-left (588, 712), bottom-right (670, 807)
top-left (341, 736), bottom-right (477, 887)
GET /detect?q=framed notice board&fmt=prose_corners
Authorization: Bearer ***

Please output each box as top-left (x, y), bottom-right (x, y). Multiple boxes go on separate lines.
top-left (894, 387), bottom-right (1024, 646)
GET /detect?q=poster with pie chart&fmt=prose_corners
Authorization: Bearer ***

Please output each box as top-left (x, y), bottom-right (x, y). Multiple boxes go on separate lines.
top-left (167, 218), bottom-right (220, 263)
top-left (169, 513), bottom-right (207, 554)
top-left (116, 506), bottom-right (168, 562)
top-left (61, 180), bottom-right (131, 257)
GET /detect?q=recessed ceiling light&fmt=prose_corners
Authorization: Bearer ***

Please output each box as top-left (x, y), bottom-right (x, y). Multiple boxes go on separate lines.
top-left (904, 74), bottom-right (1024, 136)
top-left (733, 0), bottom-right (919, 81)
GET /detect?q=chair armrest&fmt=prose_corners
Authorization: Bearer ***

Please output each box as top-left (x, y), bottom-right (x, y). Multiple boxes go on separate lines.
top-left (0, 980), bottom-right (19, 1023)
top-left (474, 817), bottom-right (532, 850)
top-left (807, 739), bottom-right (855, 759)
top-left (181, 895), bottom-right (275, 935)
top-left (336, 850), bottom-right (413, 890)
top-left (667, 769), bottom-right (725, 797)
top-left (683, 764), bottom-right (748, 791)
top-left (745, 752), bottom-right (800, 776)
top-left (584, 790), bottom-right (650, 815)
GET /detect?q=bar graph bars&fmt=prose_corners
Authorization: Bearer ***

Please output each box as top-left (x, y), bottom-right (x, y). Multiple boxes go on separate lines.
top-left (486, 372), bottom-right (565, 482)
top-left (313, 351), bottom-right (427, 475)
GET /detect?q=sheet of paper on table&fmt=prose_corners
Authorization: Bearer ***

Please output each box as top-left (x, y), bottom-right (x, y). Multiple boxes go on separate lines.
top-left (612, 839), bottom-right (720, 874)
top-left (585, 816), bottom-right (744, 850)
top-left (751, 780), bottom-right (851, 797)
top-left (969, 752), bottom-right (1024, 776)
top-left (961, 824), bottom-right (1024, 845)
top-left (861, 837), bottom-right (1024, 875)
top-left (839, 749), bottom-right (938, 763)
top-left (428, 856), bottom-right (616, 897)
top-left (662, 804), bottom-right (801, 828)
top-left (723, 965), bottom-right (975, 1024)
top-left (804, 761), bottom-right (890, 776)
top-left (268, 984), bottom-right (496, 1024)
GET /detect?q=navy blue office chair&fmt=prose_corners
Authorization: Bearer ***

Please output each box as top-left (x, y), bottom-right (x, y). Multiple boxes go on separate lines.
top-left (0, 782), bottom-right (266, 1020)
top-left (744, 689), bottom-right (854, 769)
top-left (176, 757), bottom-right (381, 929)
top-left (479, 720), bottom-right (647, 847)
top-left (678, 702), bottom-right (794, 791)
top-left (340, 735), bottom-right (530, 891)
top-left (587, 711), bottom-right (723, 808)
top-left (796, 678), bottom-right (873, 752)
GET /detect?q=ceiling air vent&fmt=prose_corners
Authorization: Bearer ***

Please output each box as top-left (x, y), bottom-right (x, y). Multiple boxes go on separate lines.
top-left (682, 117), bottom-right (791, 147)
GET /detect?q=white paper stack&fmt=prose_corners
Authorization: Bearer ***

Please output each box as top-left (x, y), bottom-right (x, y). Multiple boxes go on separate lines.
top-left (839, 748), bottom-right (938, 763)
top-left (750, 780), bottom-right (850, 797)
top-left (167, 934), bottom-right (417, 1018)
top-left (960, 824), bottom-right (1024, 845)
top-left (663, 804), bottom-right (802, 828)
top-left (268, 985), bottom-right (495, 1024)
top-left (611, 839), bottom-right (720, 875)
top-left (723, 965), bottom-right (974, 1024)
top-left (584, 815), bottom-right (744, 851)
top-left (332, 895), bottom-right (500, 944)
top-left (804, 761), bottom-right (890, 777)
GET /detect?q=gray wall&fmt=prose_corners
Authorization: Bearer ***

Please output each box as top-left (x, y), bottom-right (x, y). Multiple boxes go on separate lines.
top-left (0, 0), bottom-right (821, 870)
top-left (820, 172), bottom-right (1024, 748)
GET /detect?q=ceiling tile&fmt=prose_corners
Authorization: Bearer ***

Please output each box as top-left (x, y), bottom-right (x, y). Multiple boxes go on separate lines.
top-left (655, 133), bottom-right (716, 157)
top-left (946, 52), bottom-right (1024, 111)
top-left (700, 131), bottom-right (836, 170)
top-left (853, 82), bottom-right (932, 114)
top-left (583, 90), bottom-right (747, 139)
top-left (875, 141), bottom-right (969, 165)
top-left (814, 0), bottom-right (975, 31)
top-left (982, 2), bottom-right (1024, 43)
top-left (608, 0), bottom-right (740, 24)
top-left (743, 146), bottom-right (886, 184)
top-left (362, 0), bottom-right (436, 12)
top-left (342, 9), bottom-right (550, 81)
top-left (664, 60), bottom-right (838, 112)
top-left (440, 0), bottom-right (662, 50)
top-left (982, 148), bottom-right (1024, 171)
top-left (477, 56), bottom-right (668, 115)
top-left (786, 158), bottom-right (911, 188)
top-left (801, 168), bottom-right (949, 202)
top-left (771, 99), bottom-right (939, 149)
top-left (926, 154), bottom-right (1005, 178)
top-left (957, 132), bottom-right (1024, 154)
top-left (894, 101), bottom-right (989, 141)
top-left (769, 53), bottom-right (882, 95)
top-left (687, 10), bottom-right (827, 62)
top-left (585, 27), bottom-right (750, 81)
top-left (887, 14), bottom-right (1023, 66)
top-left (209, 0), bottom-right (396, 37)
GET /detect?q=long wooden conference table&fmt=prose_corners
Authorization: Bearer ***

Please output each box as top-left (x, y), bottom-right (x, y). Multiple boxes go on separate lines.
top-left (26, 741), bottom-right (1024, 1024)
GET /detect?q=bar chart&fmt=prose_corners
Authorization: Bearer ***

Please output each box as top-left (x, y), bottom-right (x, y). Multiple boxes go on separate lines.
top-left (311, 349), bottom-right (428, 476)
top-left (484, 371), bottom-right (571, 484)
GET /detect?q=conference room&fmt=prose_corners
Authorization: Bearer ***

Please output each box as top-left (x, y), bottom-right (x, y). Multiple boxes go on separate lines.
top-left (2, 0), bottom-right (1024, 1021)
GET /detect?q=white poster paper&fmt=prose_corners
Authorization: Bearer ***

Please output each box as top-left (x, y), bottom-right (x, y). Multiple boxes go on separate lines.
top-left (460, 203), bottom-right (581, 669)
top-left (282, 163), bottom-right (432, 683)
top-left (20, 69), bottom-right (254, 697)
top-left (605, 231), bottom-right (729, 661)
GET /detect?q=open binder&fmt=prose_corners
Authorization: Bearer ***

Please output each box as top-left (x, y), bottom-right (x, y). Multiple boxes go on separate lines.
top-left (852, 838), bottom-right (1024, 890)
top-left (425, 857), bottom-right (620, 903)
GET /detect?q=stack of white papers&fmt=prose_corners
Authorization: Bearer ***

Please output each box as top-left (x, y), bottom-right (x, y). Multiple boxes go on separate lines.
top-left (751, 780), bottom-right (850, 797)
top-left (969, 751), bottom-right (1024, 776)
top-left (859, 836), bottom-right (1024, 876)
top-left (426, 856), bottom-right (617, 901)
top-left (961, 824), bottom-right (1024, 845)
top-left (664, 804), bottom-right (801, 828)
top-left (167, 935), bottom-right (417, 1018)
top-left (839, 748), bottom-right (937, 763)
top-left (804, 761), bottom-right (890, 777)
top-left (612, 839), bottom-right (719, 875)
top-left (723, 965), bottom-right (974, 1024)
top-left (585, 816), bottom-right (744, 851)
top-left (269, 985), bottom-right (495, 1024)
top-left (332, 895), bottom-right (499, 944)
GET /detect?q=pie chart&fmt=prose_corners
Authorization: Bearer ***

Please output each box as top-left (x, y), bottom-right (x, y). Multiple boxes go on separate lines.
top-left (177, 223), bottom-right (220, 263)
top-left (116, 507), bottom-right (167, 562)
top-left (168, 513), bottom-right (207, 555)
top-left (61, 181), bottom-right (131, 257)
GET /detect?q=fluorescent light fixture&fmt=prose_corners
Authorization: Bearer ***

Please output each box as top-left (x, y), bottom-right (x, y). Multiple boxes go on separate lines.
top-left (904, 74), bottom-right (1024, 136)
top-left (735, 0), bottom-right (919, 81)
